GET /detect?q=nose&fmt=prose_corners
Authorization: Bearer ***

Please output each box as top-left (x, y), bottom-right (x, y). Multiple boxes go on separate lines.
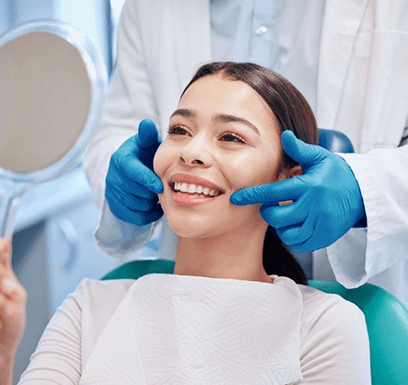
top-left (179, 134), bottom-right (212, 167)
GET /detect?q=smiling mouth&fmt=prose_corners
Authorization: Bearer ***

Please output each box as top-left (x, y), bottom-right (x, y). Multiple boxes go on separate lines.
top-left (172, 182), bottom-right (222, 197)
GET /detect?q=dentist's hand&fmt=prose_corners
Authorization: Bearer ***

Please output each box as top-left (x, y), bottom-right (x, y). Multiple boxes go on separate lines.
top-left (230, 131), bottom-right (366, 252)
top-left (105, 119), bottom-right (164, 226)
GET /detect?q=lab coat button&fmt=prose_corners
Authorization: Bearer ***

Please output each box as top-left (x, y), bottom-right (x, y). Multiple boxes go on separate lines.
top-left (256, 25), bottom-right (268, 36)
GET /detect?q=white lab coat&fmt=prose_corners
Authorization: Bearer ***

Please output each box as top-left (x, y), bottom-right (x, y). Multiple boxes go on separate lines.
top-left (84, 0), bottom-right (408, 306)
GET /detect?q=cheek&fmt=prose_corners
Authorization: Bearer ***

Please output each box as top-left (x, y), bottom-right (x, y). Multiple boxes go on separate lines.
top-left (153, 143), bottom-right (170, 178)
top-left (223, 151), bottom-right (282, 190)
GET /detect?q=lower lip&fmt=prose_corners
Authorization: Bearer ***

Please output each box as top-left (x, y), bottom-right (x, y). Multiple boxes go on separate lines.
top-left (172, 191), bottom-right (218, 206)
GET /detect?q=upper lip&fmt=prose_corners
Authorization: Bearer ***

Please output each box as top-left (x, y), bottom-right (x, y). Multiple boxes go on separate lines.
top-left (168, 173), bottom-right (225, 194)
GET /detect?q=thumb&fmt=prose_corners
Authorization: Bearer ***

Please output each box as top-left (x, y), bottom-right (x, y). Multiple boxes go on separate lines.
top-left (281, 130), bottom-right (327, 167)
top-left (0, 236), bottom-right (12, 267)
top-left (138, 119), bottom-right (161, 150)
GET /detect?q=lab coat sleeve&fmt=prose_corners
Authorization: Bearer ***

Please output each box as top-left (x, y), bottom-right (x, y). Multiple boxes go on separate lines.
top-left (83, 0), bottom-right (159, 257)
top-left (295, 293), bottom-right (371, 384)
top-left (327, 144), bottom-right (408, 287)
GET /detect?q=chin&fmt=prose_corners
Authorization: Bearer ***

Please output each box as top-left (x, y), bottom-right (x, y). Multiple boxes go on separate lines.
top-left (165, 212), bottom-right (214, 239)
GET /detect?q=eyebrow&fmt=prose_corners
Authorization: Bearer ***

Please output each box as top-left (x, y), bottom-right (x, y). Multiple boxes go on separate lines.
top-left (170, 109), bottom-right (260, 136)
top-left (213, 114), bottom-right (260, 136)
top-left (170, 108), bottom-right (196, 119)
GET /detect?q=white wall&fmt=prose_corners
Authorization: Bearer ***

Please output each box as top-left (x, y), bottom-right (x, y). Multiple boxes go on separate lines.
top-left (0, 0), bottom-right (110, 75)
top-left (0, 0), bottom-right (53, 34)
top-left (53, 0), bottom-right (110, 76)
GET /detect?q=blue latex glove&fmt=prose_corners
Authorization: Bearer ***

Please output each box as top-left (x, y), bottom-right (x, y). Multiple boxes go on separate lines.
top-left (230, 130), bottom-right (366, 252)
top-left (105, 119), bottom-right (164, 226)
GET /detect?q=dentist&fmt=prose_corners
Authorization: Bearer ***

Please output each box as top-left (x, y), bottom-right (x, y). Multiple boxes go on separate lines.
top-left (84, 0), bottom-right (408, 307)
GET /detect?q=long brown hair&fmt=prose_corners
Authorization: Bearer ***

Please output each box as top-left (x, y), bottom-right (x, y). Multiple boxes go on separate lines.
top-left (182, 62), bottom-right (319, 285)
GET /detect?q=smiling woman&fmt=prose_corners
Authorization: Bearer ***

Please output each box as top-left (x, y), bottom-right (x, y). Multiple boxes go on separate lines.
top-left (3, 62), bottom-right (370, 385)
top-left (154, 62), bottom-right (318, 285)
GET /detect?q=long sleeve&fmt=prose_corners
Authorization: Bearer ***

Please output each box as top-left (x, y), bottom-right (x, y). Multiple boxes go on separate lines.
top-left (83, 0), bottom-right (160, 257)
top-left (17, 279), bottom-right (133, 384)
top-left (17, 286), bottom-right (84, 383)
top-left (326, 144), bottom-right (408, 306)
top-left (314, 0), bottom-right (408, 307)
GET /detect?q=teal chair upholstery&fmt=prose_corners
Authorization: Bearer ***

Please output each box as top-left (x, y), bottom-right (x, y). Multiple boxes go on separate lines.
top-left (102, 259), bottom-right (175, 280)
top-left (102, 259), bottom-right (408, 385)
top-left (318, 128), bottom-right (355, 153)
top-left (308, 279), bottom-right (408, 385)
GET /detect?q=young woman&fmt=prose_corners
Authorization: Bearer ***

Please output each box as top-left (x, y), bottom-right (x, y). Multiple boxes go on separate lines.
top-left (1, 62), bottom-right (370, 384)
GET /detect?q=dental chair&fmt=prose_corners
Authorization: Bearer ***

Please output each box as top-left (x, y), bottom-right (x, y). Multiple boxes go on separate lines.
top-left (101, 129), bottom-right (408, 384)
top-left (318, 128), bottom-right (355, 153)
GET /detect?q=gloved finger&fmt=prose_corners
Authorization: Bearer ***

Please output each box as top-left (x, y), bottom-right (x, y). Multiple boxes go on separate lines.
top-left (260, 201), bottom-right (307, 229)
top-left (129, 182), bottom-right (160, 201)
top-left (289, 239), bottom-right (318, 253)
top-left (291, 216), bottom-right (356, 253)
top-left (106, 175), bottom-right (160, 212)
top-left (120, 173), bottom-right (161, 200)
top-left (106, 188), bottom-right (160, 214)
top-left (230, 177), bottom-right (304, 206)
top-left (106, 170), bottom-right (159, 201)
top-left (108, 198), bottom-right (163, 226)
top-left (137, 119), bottom-right (162, 150)
top-left (281, 130), bottom-right (327, 167)
top-left (290, 232), bottom-right (338, 253)
top-left (275, 219), bottom-right (314, 248)
top-left (122, 155), bottom-right (163, 194)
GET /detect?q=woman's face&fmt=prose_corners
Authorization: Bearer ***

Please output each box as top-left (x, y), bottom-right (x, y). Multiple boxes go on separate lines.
top-left (154, 74), bottom-right (288, 239)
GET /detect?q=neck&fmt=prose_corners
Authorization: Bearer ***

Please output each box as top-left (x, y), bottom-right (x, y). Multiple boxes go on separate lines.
top-left (174, 224), bottom-right (272, 283)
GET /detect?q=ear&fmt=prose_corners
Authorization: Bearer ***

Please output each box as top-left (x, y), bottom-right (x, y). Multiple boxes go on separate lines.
top-left (277, 164), bottom-right (302, 181)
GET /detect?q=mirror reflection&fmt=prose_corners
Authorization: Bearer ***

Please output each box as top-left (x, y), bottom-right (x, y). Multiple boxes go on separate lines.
top-left (0, 31), bottom-right (91, 173)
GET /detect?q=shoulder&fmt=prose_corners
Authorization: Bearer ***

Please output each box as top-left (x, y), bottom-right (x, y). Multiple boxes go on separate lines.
top-left (297, 284), bottom-right (366, 331)
top-left (295, 284), bottom-right (371, 383)
top-left (68, 278), bottom-right (137, 368)
top-left (271, 278), bottom-right (366, 334)
top-left (68, 278), bottom-right (136, 316)
top-left (58, 278), bottom-right (137, 342)
top-left (18, 279), bottom-right (138, 381)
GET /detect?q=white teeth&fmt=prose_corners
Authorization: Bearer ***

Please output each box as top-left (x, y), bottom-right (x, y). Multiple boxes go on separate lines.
top-left (173, 182), bottom-right (220, 196)
top-left (188, 185), bottom-right (196, 194)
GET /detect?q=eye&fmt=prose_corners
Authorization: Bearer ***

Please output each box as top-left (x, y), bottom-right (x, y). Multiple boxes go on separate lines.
top-left (167, 125), bottom-right (189, 136)
top-left (220, 132), bottom-right (246, 144)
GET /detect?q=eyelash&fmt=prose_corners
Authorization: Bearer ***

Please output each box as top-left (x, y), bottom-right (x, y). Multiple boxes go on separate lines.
top-left (167, 125), bottom-right (188, 136)
top-left (167, 125), bottom-right (246, 144)
top-left (220, 132), bottom-right (246, 144)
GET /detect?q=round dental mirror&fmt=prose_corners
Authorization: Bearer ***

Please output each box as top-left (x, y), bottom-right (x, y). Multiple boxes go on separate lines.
top-left (0, 20), bottom-right (106, 237)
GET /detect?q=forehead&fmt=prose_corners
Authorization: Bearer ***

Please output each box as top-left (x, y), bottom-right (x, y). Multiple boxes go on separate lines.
top-left (178, 74), bottom-right (276, 124)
